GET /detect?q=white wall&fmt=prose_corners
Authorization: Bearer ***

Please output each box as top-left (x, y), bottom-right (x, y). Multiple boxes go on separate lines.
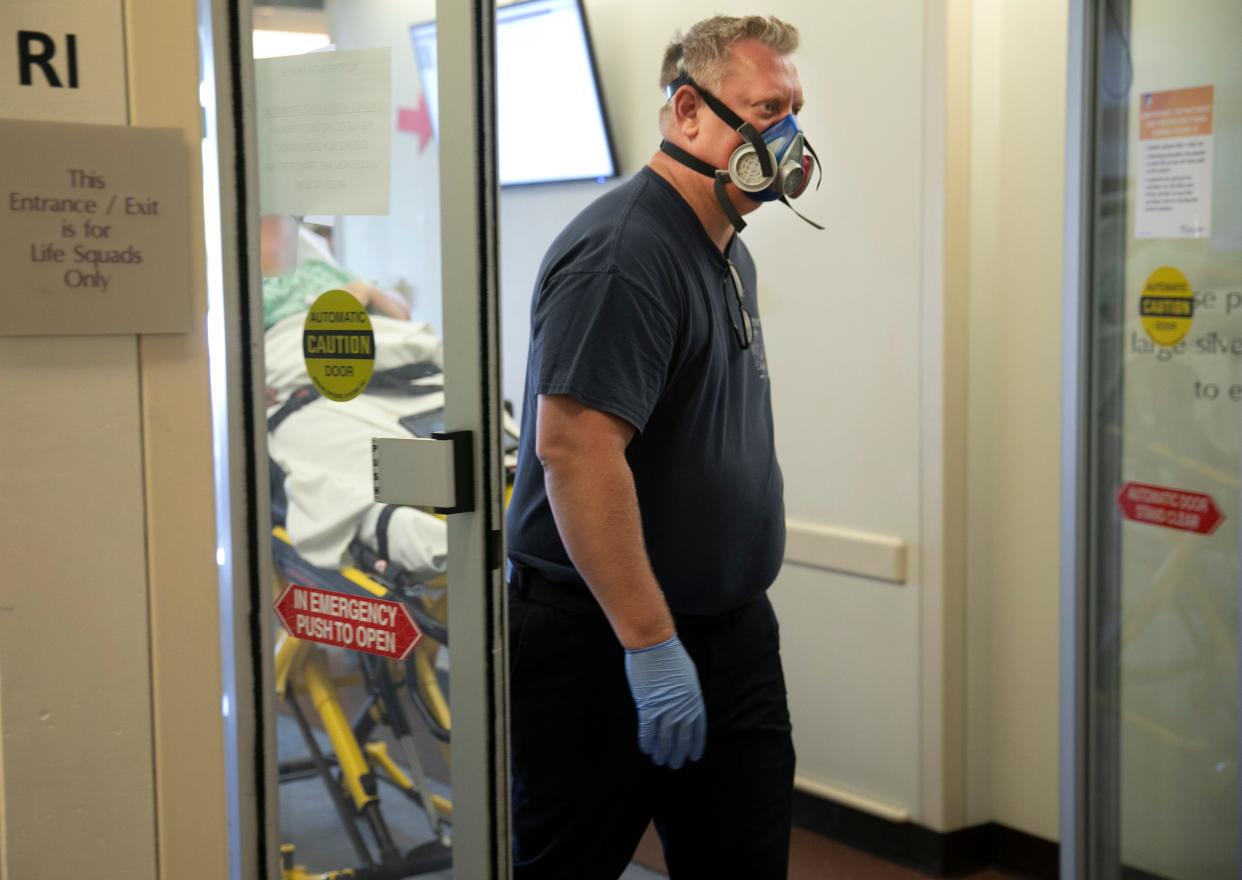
top-left (757, 1), bottom-right (928, 818)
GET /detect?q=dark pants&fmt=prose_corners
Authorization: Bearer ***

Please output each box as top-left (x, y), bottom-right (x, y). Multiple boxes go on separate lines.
top-left (508, 582), bottom-right (795, 879)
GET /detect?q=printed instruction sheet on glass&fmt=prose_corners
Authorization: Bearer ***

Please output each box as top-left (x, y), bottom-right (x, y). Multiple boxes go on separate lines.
top-left (1135, 85), bottom-right (1214, 240)
top-left (256, 47), bottom-right (392, 216)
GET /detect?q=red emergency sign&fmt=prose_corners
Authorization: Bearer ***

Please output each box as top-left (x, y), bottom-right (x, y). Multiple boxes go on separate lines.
top-left (1116, 482), bottom-right (1225, 535)
top-left (274, 583), bottom-right (423, 660)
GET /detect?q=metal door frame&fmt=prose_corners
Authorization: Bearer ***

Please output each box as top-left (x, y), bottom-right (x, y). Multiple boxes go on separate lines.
top-left (1058, 3), bottom-right (1238, 878)
top-left (1063, 0), bottom-right (1122, 876)
top-left (198, 0), bottom-right (510, 876)
top-left (1060, 2), bottom-right (1094, 876)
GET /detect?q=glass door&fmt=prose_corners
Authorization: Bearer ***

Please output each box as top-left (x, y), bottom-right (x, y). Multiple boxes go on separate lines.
top-left (202, 1), bottom-right (508, 877)
top-left (1066, 0), bottom-right (1242, 877)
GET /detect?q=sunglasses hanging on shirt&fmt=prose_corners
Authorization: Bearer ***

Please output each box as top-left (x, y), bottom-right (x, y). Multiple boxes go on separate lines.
top-left (723, 260), bottom-right (754, 350)
top-left (659, 52), bottom-right (824, 234)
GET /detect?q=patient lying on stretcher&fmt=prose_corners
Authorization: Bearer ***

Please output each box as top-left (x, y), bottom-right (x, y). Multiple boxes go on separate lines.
top-left (261, 215), bottom-right (470, 583)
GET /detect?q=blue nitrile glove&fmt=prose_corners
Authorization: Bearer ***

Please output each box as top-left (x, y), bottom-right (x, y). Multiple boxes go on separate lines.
top-left (624, 635), bottom-right (707, 769)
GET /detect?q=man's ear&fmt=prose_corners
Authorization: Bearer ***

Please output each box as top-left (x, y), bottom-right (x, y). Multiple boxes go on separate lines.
top-left (670, 85), bottom-right (701, 138)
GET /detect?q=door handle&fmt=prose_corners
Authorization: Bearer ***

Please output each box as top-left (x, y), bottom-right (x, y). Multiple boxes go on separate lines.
top-left (372, 431), bottom-right (475, 514)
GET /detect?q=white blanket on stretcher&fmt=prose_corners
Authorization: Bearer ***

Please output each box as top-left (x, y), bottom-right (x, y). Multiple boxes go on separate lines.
top-left (265, 314), bottom-right (449, 578)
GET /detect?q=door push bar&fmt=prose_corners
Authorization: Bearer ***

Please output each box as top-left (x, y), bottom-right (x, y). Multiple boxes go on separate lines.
top-left (372, 431), bottom-right (475, 515)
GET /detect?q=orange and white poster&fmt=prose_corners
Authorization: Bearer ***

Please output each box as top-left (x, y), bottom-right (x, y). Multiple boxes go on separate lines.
top-left (1135, 85), bottom-right (1214, 239)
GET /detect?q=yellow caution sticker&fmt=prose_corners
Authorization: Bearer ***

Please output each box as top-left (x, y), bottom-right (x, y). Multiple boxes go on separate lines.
top-left (1140, 266), bottom-right (1194, 347)
top-left (302, 289), bottom-right (375, 402)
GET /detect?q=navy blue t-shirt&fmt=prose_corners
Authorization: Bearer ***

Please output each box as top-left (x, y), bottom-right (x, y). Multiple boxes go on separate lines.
top-left (506, 166), bottom-right (785, 615)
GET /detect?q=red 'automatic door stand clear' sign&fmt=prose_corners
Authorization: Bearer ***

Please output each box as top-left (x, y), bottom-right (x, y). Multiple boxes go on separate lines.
top-left (274, 583), bottom-right (423, 660)
top-left (1116, 481), bottom-right (1224, 536)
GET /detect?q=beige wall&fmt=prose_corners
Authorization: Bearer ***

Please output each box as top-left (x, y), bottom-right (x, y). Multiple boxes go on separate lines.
top-left (0, 0), bottom-right (227, 876)
top-left (965, 0), bottom-right (1068, 841)
top-left (0, 337), bottom-right (157, 878)
top-left (127, 0), bottom-right (231, 874)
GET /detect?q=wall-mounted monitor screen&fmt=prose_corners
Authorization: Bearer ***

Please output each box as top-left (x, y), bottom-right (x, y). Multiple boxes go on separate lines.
top-left (410, 0), bottom-right (618, 186)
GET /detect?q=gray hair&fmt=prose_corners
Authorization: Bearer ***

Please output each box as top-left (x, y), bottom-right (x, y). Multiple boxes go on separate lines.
top-left (658, 15), bottom-right (800, 133)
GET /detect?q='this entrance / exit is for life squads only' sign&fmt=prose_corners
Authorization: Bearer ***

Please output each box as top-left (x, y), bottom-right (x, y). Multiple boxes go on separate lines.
top-left (0, 118), bottom-right (190, 336)
top-left (274, 583), bottom-right (424, 661)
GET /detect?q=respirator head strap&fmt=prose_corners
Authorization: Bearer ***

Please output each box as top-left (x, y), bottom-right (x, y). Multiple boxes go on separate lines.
top-left (666, 61), bottom-right (773, 180)
top-left (659, 138), bottom-right (717, 179)
top-left (696, 89), bottom-right (773, 180)
top-left (779, 195), bottom-right (825, 231)
top-left (715, 172), bottom-right (748, 233)
top-left (659, 139), bottom-right (749, 234)
top-left (803, 138), bottom-right (824, 191)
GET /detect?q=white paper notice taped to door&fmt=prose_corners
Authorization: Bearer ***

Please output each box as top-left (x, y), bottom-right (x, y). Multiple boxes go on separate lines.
top-left (256, 47), bottom-right (391, 216)
top-left (1135, 86), bottom-right (1213, 240)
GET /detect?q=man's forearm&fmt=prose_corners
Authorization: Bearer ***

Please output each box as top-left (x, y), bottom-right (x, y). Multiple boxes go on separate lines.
top-left (542, 453), bottom-right (675, 649)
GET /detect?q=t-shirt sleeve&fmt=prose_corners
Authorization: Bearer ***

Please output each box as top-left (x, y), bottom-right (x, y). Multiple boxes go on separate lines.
top-left (530, 270), bottom-right (678, 433)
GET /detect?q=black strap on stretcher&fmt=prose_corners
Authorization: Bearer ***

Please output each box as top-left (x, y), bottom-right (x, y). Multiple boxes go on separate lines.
top-left (267, 361), bottom-right (445, 433)
top-left (375, 504), bottom-right (400, 563)
top-left (347, 538), bottom-right (450, 647)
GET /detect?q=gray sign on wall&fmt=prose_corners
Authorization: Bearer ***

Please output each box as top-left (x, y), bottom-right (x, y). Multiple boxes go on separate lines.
top-left (0, 119), bottom-right (190, 335)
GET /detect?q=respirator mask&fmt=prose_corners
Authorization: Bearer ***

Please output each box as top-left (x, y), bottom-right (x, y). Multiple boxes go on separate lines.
top-left (659, 55), bottom-right (823, 233)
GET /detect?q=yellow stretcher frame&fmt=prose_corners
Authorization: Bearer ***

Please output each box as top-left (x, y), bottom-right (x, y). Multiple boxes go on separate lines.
top-left (273, 526), bottom-right (453, 879)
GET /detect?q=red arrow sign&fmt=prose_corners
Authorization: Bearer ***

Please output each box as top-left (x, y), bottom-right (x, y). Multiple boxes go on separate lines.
top-left (274, 584), bottom-right (423, 660)
top-left (397, 94), bottom-right (434, 155)
top-left (1116, 482), bottom-right (1225, 535)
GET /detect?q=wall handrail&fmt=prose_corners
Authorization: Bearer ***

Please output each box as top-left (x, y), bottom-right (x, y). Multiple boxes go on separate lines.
top-left (784, 519), bottom-right (907, 584)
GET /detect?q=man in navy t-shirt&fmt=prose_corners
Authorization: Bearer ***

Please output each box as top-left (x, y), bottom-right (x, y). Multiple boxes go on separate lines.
top-left (507, 14), bottom-right (818, 878)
